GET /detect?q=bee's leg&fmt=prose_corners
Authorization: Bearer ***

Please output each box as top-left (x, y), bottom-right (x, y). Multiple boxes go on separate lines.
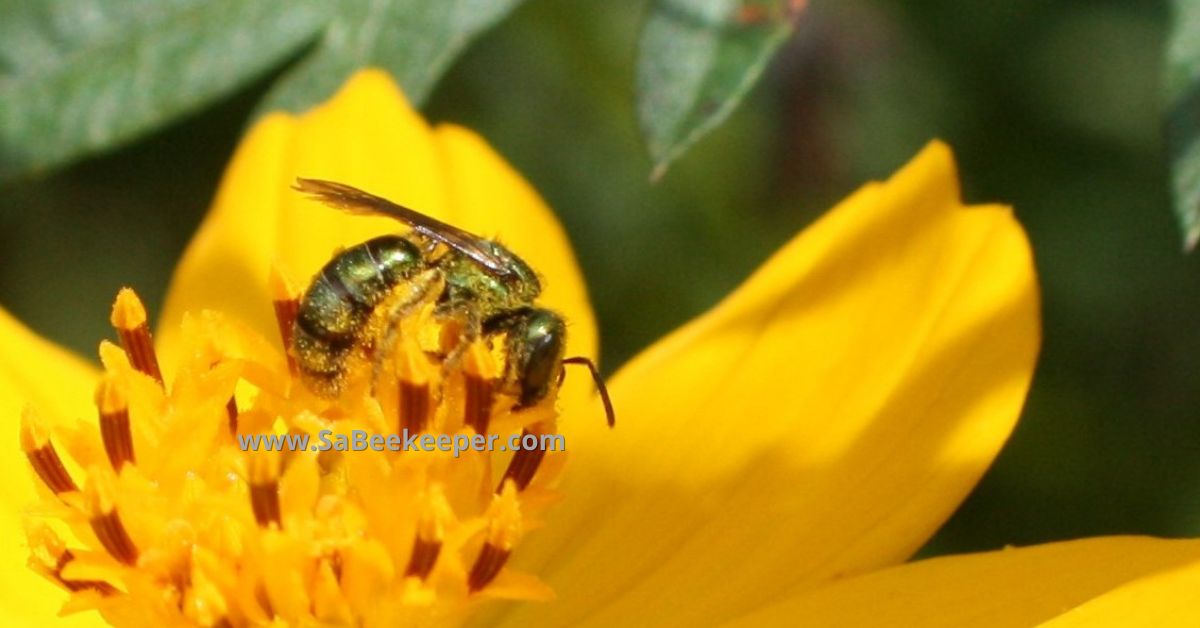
top-left (430, 300), bottom-right (482, 370)
top-left (432, 302), bottom-right (499, 434)
top-left (370, 271), bottom-right (444, 394)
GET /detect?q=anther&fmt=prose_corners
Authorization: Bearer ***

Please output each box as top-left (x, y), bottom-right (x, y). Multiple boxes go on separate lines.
top-left (254, 583), bottom-right (274, 619)
top-left (328, 550), bottom-right (344, 582)
top-left (498, 426), bottom-right (546, 493)
top-left (463, 345), bottom-right (496, 435)
top-left (96, 376), bottom-right (135, 471)
top-left (84, 465), bottom-right (139, 566)
top-left (225, 396), bottom-right (238, 435)
top-left (395, 342), bottom-right (431, 434)
top-left (404, 487), bottom-right (452, 580)
top-left (269, 265), bottom-right (300, 375)
top-left (406, 536), bottom-right (440, 582)
top-left (29, 525), bottom-right (118, 595)
top-left (400, 380), bottom-right (431, 435)
top-left (55, 549), bottom-right (119, 595)
top-left (110, 288), bottom-right (164, 385)
top-left (207, 357), bottom-right (239, 435)
top-left (248, 450), bottom-right (282, 528)
top-left (467, 543), bottom-right (511, 594)
top-left (21, 406), bottom-right (78, 494)
top-left (468, 483), bottom-right (522, 593)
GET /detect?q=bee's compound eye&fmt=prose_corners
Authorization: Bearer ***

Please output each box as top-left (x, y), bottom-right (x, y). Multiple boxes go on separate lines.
top-left (508, 309), bottom-right (566, 408)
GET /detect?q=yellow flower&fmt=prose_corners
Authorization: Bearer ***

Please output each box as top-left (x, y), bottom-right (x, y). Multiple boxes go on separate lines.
top-left (5, 69), bottom-right (1190, 628)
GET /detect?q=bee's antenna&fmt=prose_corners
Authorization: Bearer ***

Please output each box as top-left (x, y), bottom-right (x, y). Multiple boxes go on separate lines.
top-left (561, 356), bottom-right (615, 428)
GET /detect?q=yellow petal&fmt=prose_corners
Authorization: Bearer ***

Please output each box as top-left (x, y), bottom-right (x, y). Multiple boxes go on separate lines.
top-left (0, 308), bottom-right (104, 627)
top-left (717, 537), bottom-right (1200, 628)
top-left (0, 308), bottom-right (97, 427)
top-left (494, 141), bottom-right (1039, 627)
top-left (1037, 546), bottom-right (1200, 627)
top-left (158, 69), bottom-right (593, 377)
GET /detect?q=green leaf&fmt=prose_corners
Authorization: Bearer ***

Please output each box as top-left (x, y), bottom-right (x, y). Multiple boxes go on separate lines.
top-left (1167, 0), bottom-right (1200, 250)
top-left (0, 0), bottom-right (328, 184)
top-left (637, 0), bottom-right (802, 180)
top-left (258, 0), bottom-right (528, 116)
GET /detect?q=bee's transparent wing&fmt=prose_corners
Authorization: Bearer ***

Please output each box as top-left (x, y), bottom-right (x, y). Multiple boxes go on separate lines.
top-left (293, 178), bottom-right (511, 277)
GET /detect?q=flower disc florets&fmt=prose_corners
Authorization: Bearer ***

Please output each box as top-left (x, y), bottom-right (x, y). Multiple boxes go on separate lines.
top-left (21, 285), bottom-right (564, 628)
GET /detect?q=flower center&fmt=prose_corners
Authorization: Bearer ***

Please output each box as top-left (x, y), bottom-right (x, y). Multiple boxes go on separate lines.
top-left (22, 282), bottom-right (565, 627)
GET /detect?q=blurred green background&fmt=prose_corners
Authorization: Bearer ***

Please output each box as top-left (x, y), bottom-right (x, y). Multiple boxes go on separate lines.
top-left (1, 0), bottom-right (1197, 558)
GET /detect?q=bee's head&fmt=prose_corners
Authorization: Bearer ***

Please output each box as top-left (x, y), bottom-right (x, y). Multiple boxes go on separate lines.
top-left (499, 308), bottom-right (566, 408)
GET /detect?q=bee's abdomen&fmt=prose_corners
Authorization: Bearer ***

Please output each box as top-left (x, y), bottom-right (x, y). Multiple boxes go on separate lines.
top-left (293, 235), bottom-right (423, 389)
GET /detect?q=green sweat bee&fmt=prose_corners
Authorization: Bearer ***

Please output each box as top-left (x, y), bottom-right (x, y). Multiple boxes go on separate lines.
top-left (290, 179), bottom-right (614, 426)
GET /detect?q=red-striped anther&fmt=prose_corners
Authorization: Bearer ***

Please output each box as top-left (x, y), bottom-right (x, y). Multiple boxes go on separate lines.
top-left (110, 287), bottom-right (163, 385)
top-left (20, 406), bottom-right (77, 495)
top-left (96, 376), bottom-right (135, 471)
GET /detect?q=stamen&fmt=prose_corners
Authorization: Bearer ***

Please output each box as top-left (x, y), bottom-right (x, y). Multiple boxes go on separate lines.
top-left (463, 345), bottom-right (495, 435)
top-left (404, 486), bottom-right (452, 580)
top-left (395, 342), bottom-right (431, 434)
top-left (226, 396), bottom-right (238, 435)
top-left (269, 265), bottom-right (300, 375)
top-left (498, 426), bottom-right (546, 492)
top-left (84, 465), bottom-right (139, 566)
top-left (28, 525), bottom-right (119, 595)
top-left (468, 484), bottom-right (522, 593)
top-left (468, 544), bottom-right (511, 594)
top-left (400, 380), bottom-right (431, 435)
top-left (313, 557), bottom-right (353, 623)
top-left (248, 450), bottom-right (282, 528)
top-left (406, 537), bottom-right (440, 582)
top-left (254, 583), bottom-right (274, 619)
top-left (56, 549), bottom-right (118, 595)
top-left (20, 406), bottom-right (78, 494)
top-left (328, 551), bottom-right (344, 582)
top-left (207, 357), bottom-right (239, 435)
top-left (110, 288), bottom-right (163, 385)
top-left (96, 376), bottom-right (135, 471)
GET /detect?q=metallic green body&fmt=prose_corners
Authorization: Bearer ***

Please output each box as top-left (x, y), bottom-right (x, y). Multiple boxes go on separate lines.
top-left (290, 178), bottom-right (582, 414)
top-left (293, 235), bottom-right (423, 382)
